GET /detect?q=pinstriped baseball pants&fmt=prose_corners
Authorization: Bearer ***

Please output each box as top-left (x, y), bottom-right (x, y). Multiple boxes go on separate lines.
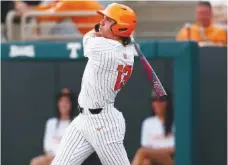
top-left (51, 105), bottom-right (130, 165)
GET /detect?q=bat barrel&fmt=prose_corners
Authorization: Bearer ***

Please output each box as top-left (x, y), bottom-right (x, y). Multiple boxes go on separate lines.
top-left (133, 40), bottom-right (167, 99)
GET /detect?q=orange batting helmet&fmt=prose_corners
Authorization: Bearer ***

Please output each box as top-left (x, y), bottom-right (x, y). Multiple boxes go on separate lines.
top-left (97, 3), bottom-right (136, 37)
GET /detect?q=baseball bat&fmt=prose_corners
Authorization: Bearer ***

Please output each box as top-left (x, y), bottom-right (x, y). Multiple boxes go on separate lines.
top-left (131, 38), bottom-right (167, 99)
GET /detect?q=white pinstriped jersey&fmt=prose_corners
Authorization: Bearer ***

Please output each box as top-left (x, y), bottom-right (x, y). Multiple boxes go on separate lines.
top-left (78, 30), bottom-right (137, 109)
top-left (51, 31), bottom-right (136, 165)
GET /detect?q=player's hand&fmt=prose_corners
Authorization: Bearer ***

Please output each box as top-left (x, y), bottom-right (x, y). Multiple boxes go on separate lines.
top-left (94, 23), bottom-right (102, 37)
top-left (94, 23), bottom-right (100, 32)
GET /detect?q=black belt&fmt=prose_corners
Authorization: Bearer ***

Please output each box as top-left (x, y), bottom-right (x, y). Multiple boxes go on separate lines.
top-left (78, 105), bottom-right (103, 114)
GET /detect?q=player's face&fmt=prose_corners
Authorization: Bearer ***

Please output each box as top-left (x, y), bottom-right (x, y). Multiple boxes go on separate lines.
top-left (99, 16), bottom-right (116, 39)
top-left (58, 96), bottom-right (72, 116)
top-left (152, 100), bottom-right (167, 117)
top-left (195, 5), bottom-right (212, 27)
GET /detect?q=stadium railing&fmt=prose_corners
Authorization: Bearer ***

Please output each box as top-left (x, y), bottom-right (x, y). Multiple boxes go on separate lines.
top-left (6, 10), bottom-right (98, 41)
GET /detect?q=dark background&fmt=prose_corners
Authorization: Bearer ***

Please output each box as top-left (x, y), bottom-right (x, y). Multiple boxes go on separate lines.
top-left (1, 47), bottom-right (227, 165)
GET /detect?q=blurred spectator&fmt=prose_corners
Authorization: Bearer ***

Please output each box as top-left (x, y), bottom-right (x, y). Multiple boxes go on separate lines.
top-left (176, 1), bottom-right (227, 47)
top-left (14, 1), bottom-right (41, 13)
top-left (30, 89), bottom-right (76, 165)
top-left (15, 0), bottom-right (104, 36)
top-left (132, 89), bottom-right (174, 165)
top-left (1, 1), bottom-right (40, 41)
top-left (2, 1), bottom-right (40, 23)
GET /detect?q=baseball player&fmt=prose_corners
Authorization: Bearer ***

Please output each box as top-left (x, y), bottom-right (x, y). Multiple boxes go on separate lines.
top-left (51, 3), bottom-right (137, 165)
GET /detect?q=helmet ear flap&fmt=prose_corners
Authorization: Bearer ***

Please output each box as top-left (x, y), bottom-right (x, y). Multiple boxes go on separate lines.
top-left (112, 24), bottom-right (132, 37)
top-left (111, 25), bottom-right (120, 35)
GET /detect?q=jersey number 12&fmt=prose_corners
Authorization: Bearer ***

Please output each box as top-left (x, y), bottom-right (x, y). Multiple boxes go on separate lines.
top-left (114, 65), bottom-right (133, 91)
